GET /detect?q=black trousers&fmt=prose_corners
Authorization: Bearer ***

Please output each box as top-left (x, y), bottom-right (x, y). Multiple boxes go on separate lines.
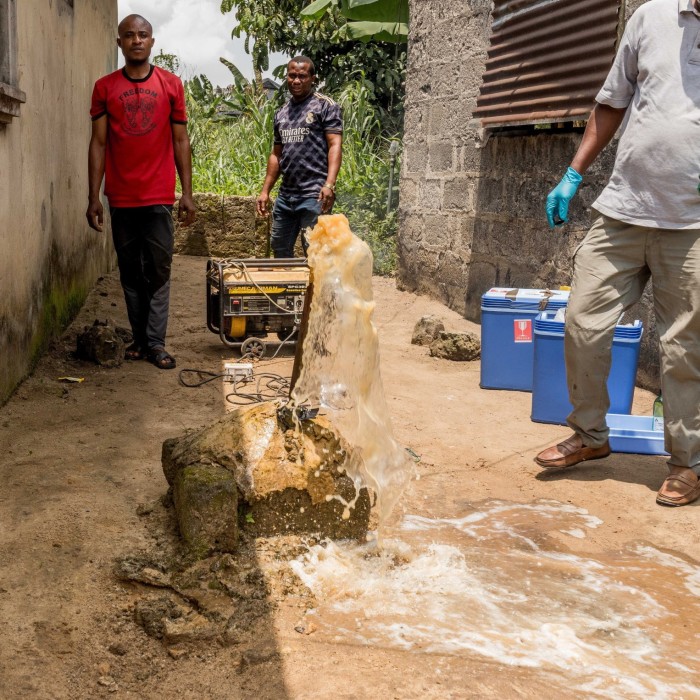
top-left (110, 205), bottom-right (174, 350)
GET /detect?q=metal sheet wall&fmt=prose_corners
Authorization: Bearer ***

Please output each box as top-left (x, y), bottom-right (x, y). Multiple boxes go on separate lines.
top-left (474, 0), bottom-right (621, 127)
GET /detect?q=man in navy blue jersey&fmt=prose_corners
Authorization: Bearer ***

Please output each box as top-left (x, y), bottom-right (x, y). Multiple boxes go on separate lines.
top-left (256, 56), bottom-right (343, 258)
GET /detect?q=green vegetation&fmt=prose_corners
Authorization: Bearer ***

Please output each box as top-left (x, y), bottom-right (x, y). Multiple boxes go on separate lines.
top-left (184, 78), bottom-right (401, 275)
top-left (301, 0), bottom-right (408, 43)
top-left (220, 0), bottom-right (406, 128)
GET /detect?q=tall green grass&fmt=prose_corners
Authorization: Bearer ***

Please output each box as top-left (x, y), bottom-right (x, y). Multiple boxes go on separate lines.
top-left (185, 81), bottom-right (401, 275)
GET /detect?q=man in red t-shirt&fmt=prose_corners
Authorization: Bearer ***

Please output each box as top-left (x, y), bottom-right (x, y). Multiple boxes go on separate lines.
top-left (86, 14), bottom-right (195, 370)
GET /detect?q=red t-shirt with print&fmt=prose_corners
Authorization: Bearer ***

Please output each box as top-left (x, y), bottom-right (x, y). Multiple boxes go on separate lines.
top-left (90, 65), bottom-right (187, 208)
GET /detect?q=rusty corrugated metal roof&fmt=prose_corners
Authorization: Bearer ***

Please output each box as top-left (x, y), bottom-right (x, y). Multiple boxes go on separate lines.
top-left (474, 0), bottom-right (621, 127)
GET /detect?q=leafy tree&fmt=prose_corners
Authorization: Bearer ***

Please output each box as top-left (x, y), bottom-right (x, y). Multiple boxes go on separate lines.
top-left (152, 50), bottom-right (181, 74)
top-left (219, 0), bottom-right (406, 130)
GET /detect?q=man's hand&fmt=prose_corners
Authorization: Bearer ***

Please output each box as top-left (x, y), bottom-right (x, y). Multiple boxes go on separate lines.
top-left (545, 167), bottom-right (583, 228)
top-left (257, 191), bottom-right (271, 217)
top-left (86, 198), bottom-right (104, 232)
top-left (318, 185), bottom-right (335, 214)
top-left (178, 194), bottom-right (196, 227)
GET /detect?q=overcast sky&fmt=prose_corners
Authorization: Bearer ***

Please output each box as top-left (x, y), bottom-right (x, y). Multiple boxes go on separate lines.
top-left (117, 0), bottom-right (287, 86)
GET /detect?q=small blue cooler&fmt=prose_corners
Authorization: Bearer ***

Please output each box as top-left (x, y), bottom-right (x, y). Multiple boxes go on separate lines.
top-left (480, 288), bottom-right (570, 391)
top-left (607, 414), bottom-right (669, 455)
top-left (531, 311), bottom-right (643, 425)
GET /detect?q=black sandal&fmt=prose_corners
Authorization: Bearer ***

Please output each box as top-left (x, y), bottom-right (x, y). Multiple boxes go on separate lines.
top-left (147, 346), bottom-right (176, 370)
top-left (125, 343), bottom-right (146, 361)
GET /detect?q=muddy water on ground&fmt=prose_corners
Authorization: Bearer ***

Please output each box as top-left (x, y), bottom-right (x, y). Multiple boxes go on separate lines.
top-left (288, 216), bottom-right (700, 697)
top-left (291, 501), bottom-right (700, 699)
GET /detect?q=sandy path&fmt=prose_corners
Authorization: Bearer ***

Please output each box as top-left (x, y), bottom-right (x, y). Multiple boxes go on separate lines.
top-left (0, 255), bottom-right (697, 699)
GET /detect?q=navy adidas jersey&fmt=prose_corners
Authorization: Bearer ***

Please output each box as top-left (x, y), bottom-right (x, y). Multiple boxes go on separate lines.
top-left (274, 92), bottom-right (343, 198)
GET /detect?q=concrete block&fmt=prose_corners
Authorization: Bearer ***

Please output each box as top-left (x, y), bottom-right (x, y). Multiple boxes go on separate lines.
top-left (404, 142), bottom-right (429, 174)
top-left (443, 177), bottom-right (474, 211)
top-left (428, 142), bottom-right (454, 173)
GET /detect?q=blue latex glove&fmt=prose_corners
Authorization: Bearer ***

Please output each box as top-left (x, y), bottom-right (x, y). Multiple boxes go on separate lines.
top-left (546, 166), bottom-right (583, 228)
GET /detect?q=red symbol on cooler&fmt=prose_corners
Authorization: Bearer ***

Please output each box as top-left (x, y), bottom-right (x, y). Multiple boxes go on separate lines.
top-left (514, 319), bottom-right (532, 343)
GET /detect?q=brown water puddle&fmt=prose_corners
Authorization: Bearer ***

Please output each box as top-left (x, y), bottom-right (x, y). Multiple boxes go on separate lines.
top-left (290, 500), bottom-right (700, 699)
top-left (287, 216), bottom-right (699, 697)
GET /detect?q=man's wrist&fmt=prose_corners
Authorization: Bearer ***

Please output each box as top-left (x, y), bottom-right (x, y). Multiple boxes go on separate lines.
top-left (322, 182), bottom-right (336, 192)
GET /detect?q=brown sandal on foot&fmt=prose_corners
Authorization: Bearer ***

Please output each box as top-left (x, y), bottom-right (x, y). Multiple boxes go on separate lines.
top-left (656, 467), bottom-right (700, 507)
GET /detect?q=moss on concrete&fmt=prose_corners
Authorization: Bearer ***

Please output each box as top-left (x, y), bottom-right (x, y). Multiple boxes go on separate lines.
top-left (28, 280), bottom-right (88, 364)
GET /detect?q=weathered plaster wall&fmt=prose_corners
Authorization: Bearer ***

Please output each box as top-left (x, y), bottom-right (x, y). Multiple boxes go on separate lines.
top-left (398, 0), bottom-right (659, 390)
top-left (0, 0), bottom-right (117, 403)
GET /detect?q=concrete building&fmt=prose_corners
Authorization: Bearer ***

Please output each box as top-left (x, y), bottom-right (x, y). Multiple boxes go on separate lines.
top-left (397, 0), bottom-right (659, 389)
top-left (0, 0), bottom-right (117, 403)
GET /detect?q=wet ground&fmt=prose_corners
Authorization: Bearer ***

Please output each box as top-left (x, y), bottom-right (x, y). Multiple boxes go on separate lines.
top-left (0, 255), bottom-right (698, 699)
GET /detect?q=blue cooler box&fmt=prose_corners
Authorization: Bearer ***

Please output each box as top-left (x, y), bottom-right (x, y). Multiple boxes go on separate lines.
top-left (607, 414), bottom-right (669, 455)
top-left (480, 288), bottom-right (570, 391)
top-left (531, 311), bottom-right (643, 425)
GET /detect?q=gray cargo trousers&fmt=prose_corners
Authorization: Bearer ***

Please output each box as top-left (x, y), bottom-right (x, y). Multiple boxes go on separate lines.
top-left (565, 212), bottom-right (700, 474)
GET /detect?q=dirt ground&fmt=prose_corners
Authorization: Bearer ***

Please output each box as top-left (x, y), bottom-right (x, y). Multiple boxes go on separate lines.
top-left (0, 254), bottom-right (698, 700)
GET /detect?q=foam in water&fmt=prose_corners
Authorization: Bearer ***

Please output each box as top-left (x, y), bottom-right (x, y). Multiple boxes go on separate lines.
top-left (283, 217), bottom-right (700, 698)
top-left (290, 214), bottom-right (413, 525)
top-left (289, 500), bottom-right (700, 699)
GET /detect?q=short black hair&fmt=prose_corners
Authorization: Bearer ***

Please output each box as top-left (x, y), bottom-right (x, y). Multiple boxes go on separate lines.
top-left (118, 14), bottom-right (153, 35)
top-left (288, 55), bottom-right (315, 76)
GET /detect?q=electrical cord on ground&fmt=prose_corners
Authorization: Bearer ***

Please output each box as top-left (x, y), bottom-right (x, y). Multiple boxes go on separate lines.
top-left (178, 368), bottom-right (225, 388)
top-left (224, 372), bottom-right (291, 406)
top-left (178, 352), bottom-right (258, 388)
top-left (178, 354), bottom-right (292, 407)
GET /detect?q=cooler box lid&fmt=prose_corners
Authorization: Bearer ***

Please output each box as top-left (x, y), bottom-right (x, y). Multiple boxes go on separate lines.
top-left (481, 287), bottom-right (570, 311)
top-left (535, 311), bottom-right (643, 340)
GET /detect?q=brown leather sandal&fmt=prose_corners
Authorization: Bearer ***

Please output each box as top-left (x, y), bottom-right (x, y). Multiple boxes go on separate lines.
top-left (656, 467), bottom-right (700, 507)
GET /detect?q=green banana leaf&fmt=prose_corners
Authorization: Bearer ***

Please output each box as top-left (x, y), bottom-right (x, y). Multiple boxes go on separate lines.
top-left (300, 0), bottom-right (334, 19)
top-left (341, 0), bottom-right (408, 24)
top-left (301, 0), bottom-right (408, 42)
top-left (333, 20), bottom-right (408, 42)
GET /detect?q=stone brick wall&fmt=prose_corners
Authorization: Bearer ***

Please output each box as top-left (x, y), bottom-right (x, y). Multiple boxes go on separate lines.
top-left (398, 0), bottom-right (659, 390)
top-left (173, 194), bottom-right (272, 259)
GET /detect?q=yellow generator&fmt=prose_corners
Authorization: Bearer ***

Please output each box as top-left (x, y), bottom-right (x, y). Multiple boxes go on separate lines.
top-left (206, 258), bottom-right (310, 357)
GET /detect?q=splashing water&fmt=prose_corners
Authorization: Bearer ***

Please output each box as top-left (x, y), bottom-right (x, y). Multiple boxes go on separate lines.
top-left (280, 216), bottom-right (700, 697)
top-left (290, 500), bottom-right (700, 699)
top-left (290, 214), bottom-right (413, 525)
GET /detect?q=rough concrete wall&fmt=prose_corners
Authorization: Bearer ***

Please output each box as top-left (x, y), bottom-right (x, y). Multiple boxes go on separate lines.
top-left (398, 0), bottom-right (660, 391)
top-left (0, 0), bottom-right (117, 404)
top-left (399, 0), bottom-right (493, 310)
top-left (173, 194), bottom-right (272, 258)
